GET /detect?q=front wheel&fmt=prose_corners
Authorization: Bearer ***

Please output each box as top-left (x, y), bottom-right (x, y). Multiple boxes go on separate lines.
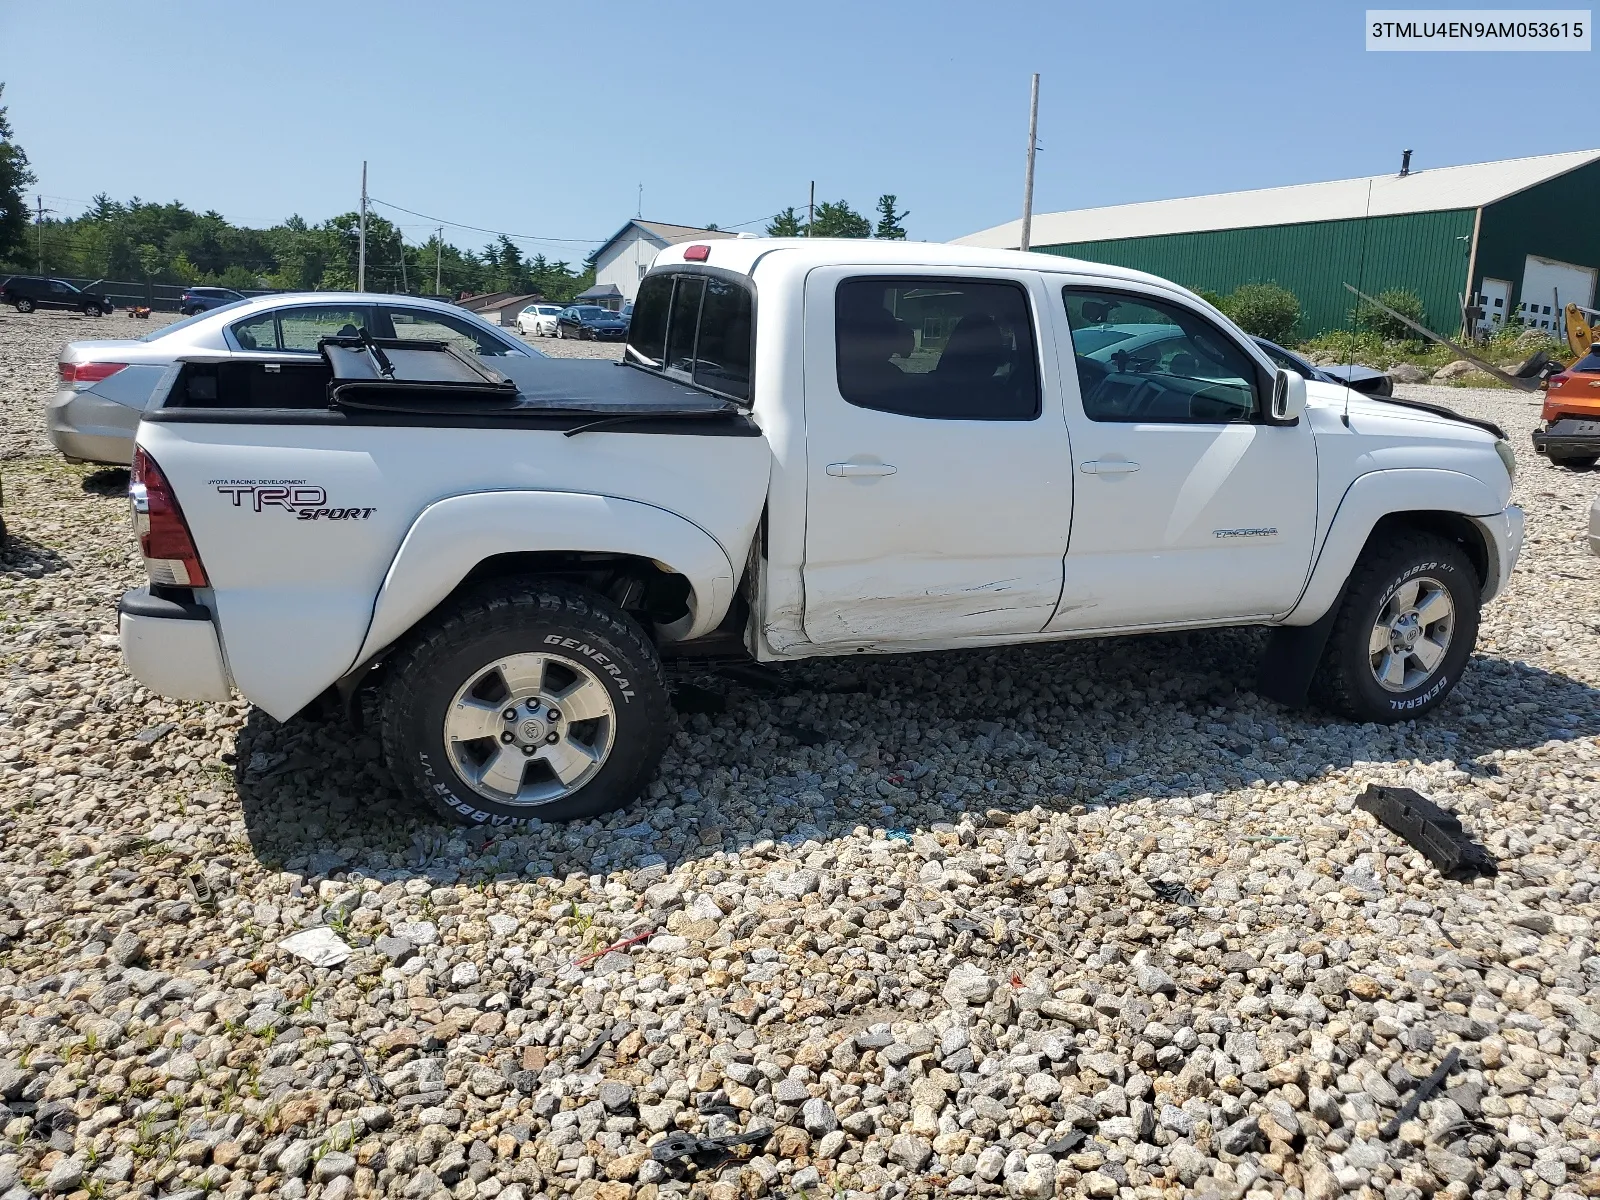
top-left (380, 581), bottom-right (670, 825)
top-left (1311, 532), bottom-right (1480, 723)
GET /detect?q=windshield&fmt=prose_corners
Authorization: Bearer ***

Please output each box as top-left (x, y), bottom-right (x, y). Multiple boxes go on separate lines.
top-left (141, 300), bottom-right (249, 340)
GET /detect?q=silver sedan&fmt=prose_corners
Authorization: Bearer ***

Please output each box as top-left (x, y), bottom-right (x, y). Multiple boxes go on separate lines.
top-left (47, 293), bottom-right (546, 465)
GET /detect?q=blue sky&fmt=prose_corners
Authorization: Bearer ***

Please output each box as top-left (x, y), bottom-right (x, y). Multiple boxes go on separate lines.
top-left (2, 0), bottom-right (1594, 255)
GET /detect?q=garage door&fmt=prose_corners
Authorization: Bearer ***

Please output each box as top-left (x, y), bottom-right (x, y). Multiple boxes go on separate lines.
top-left (1519, 255), bottom-right (1597, 332)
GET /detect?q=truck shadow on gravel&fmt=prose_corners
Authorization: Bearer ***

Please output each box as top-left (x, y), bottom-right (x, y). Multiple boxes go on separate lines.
top-left (0, 529), bottom-right (71, 576)
top-left (227, 625), bottom-right (1600, 890)
top-left (81, 466), bottom-right (130, 494)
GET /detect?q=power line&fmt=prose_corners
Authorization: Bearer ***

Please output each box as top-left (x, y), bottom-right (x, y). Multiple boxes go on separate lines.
top-left (367, 197), bottom-right (605, 246)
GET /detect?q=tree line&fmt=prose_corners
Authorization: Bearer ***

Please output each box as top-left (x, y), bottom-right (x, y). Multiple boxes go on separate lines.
top-left (1, 194), bottom-right (596, 302)
top-left (766, 194), bottom-right (909, 239)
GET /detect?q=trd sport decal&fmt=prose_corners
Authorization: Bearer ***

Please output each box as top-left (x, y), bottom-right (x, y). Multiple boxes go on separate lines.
top-left (210, 479), bottom-right (375, 521)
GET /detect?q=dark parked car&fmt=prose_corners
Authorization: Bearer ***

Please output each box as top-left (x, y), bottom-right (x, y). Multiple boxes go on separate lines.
top-left (179, 286), bottom-right (247, 315)
top-left (1253, 336), bottom-right (1393, 396)
top-left (2, 276), bottom-right (113, 316)
top-left (556, 305), bottom-right (629, 341)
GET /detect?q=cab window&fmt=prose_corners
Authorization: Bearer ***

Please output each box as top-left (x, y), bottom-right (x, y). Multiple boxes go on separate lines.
top-left (1062, 288), bottom-right (1259, 423)
top-left (834, 277), bottom-right (1039, 420)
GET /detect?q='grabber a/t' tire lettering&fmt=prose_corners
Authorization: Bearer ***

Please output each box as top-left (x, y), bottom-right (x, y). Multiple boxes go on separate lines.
top-left (1311, 532), bottom-right (1480, 724)
top-left (379, 581), bottom-right (670, 826)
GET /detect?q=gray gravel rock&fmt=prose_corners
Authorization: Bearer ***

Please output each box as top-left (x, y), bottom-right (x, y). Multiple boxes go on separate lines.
top-left (1, 311), bottom-right (1597, 1200)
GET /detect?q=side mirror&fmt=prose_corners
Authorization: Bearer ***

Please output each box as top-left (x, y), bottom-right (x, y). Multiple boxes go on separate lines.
top-left (1270, 368), bottom-right (1306, 424)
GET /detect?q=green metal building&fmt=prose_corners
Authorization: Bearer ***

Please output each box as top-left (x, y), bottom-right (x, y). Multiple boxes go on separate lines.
top-left (954, 149), bottom-right (1600, 341)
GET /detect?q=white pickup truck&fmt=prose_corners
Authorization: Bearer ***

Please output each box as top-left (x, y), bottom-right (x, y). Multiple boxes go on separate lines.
top-left (119, 239), bottom-right (1524, 825)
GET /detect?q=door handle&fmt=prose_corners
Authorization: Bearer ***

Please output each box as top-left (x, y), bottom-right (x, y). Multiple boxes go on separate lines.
top-left (1080, 459), bottom-right (1140, 475)
top-left (826, 462), bottom-right (897, 477)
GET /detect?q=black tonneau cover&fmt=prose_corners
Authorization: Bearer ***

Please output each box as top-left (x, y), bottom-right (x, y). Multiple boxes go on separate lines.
top-left (322, 336), bottom-right (735, 419)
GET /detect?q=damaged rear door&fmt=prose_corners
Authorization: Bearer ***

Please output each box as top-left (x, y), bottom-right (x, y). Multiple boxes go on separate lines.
top-left (799, 267), bottom-right (1073, 644)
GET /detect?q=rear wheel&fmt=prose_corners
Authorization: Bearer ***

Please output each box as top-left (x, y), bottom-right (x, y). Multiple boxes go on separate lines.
top-left (380, 581), bottom-right (670, 825)
top-left (1556, 455), bottom-right (1598, 470)
top-left (1311, 532), bottom-right (1480, 723)
top-left (14, 298), bottom-right (34, 314)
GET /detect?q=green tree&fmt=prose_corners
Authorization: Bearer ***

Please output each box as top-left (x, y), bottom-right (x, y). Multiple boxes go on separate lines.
top-left (0, 84), bottom-right (36, 264)
top-left (765, 207), bottom-right (805, 237)
top-left (809, 200), bottom-right (871, 238)
top-left (874, 194), bottom-right (908, 240)
top-left (1352, 287), bottom-right (1427, 343)
top-left (1220, 282), bottom-right (1300, 344)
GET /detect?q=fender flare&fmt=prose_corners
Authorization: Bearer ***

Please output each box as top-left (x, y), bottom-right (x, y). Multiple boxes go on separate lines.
top-left (1283, 468), bottom-right (1503, 626)
top-left (349, 490), bottom-right (737, 669)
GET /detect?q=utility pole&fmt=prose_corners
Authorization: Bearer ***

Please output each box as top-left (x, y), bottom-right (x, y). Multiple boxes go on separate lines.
top-left (807, 181), bottom-right (815, 236)
top-left (435, 226), bottom-right (443, 296)
top-left (357, 161), bottom-right (368, 292)
top-left (637, 183), bottom-right (643, 218)
top-left (398, 232), bottom-right (408, 294)
top-left (35, 196), bottom-right (45, 273)
top-left (1019, 73), bottom-right (1040, 252)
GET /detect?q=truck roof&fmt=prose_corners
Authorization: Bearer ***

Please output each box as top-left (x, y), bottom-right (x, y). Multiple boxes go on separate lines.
top-left (648, 237), bottom-right (1193, 295)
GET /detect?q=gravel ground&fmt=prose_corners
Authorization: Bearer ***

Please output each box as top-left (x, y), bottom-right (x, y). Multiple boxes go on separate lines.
top-left (1, 311), bottom-right (1598, 1200)
top-left (514, 332), bottom-right (625, 361)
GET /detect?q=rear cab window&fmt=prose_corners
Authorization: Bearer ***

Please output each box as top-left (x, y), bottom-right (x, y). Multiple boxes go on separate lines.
top-left (626, 270), bottom-right (753, 403)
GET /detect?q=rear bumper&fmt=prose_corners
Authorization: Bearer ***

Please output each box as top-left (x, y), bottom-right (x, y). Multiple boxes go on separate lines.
top-left (1532, 420), bottom-right (1600, 458)
top-left (46, 386), bottom-right (137, 465)
top-left (118, 588), bottom-right (232, 702)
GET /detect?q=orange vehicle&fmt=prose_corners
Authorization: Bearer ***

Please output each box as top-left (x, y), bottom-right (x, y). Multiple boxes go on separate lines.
top-left (1532, 341), bottom-right (1600, 469)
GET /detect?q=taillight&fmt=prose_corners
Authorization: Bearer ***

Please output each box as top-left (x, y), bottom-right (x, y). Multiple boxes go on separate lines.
top-left (130, 447), bottom-right (209, 588)
top-left (59, 361), bottom-right (128, 384)
top-left (1548, 373), bottom-right (1570, 388)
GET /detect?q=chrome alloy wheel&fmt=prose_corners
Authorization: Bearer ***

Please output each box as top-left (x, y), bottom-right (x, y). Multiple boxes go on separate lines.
top-left (1368, 576), bottom-right (1455, 693)
top-left (444, 652), bottom-right (616, 806)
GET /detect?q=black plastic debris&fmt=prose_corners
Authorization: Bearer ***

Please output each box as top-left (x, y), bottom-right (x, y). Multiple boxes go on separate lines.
top-left (1380, 1047), bottom-right (1461, 1140)
top-left (1355, 785), bottom-right (1497, 879)
top-left (782, 724), bottom-right (828, 746)
top-left (1041, 1129), bottom-right (1090, 1156)
top-left (569, 1023), bottom-right (627, 1068)
top-left (1149, 879), bottom-right (1199, 906)
top-left (649, 1127), bottom-right (773, 1178)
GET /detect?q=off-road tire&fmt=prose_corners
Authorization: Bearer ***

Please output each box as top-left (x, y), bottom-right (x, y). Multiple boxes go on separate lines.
top-left (380, 581), bottom-right (670, 826)
top-left (1311, 532), bottom-right (1480, 723)
top-left (14, 298), bottom-right (33, 314)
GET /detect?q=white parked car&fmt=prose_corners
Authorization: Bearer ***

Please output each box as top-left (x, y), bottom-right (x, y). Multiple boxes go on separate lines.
top-left (47, 293), bottom-right (545, 465)
top-left (516, 303), bottom-right (564, 337)
top-left (117, 239), bottom-right (1523, 826)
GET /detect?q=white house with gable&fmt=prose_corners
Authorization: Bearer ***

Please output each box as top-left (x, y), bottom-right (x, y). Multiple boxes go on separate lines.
top-left (589, 220), bottom-right (736, 305)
